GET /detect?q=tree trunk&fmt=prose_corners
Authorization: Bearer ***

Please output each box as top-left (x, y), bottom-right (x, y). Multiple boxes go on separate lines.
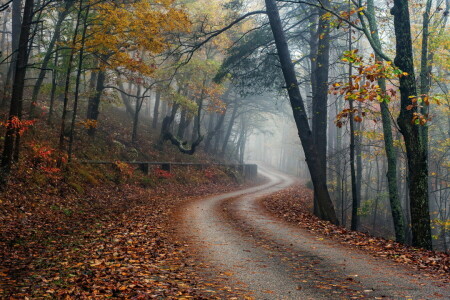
top-left (348, 26), bottom-right (360, 231)
top-left (0, 9), bottom-right (9, 59)
top-left (86, 69), bottom-right (106, 136)
top-left (365, 0), bottom-right (406, 244)
top-left (221, 103), bottom-right (238, 156)
top-left (68, 4), bottom-right (89, 161)
top-left (392, 0), bottom-right (432, 249)
top-left (419, 0), bottom-right (432, 153)
top-left (131, 84), bottom-right (142, 143)
top-left (159, 101), bottom-right (179, 145)
top-left (349, 93), bottom-right (359, 230)
top-left (10, 0), bottom-right (22, 78)
top-left (205, 112), bottom-right (225, 153)
top-left (311, 0), bottom-right (331, 218)
top-left (117, 80), bottom-right (134, 117)
top-left (212, 125), bottom-right (223, 155)
top-left (356, 104), bottom-right (363, 207)
top-left (48, 46), bottom-right (59, 123)
top-left (1, 0), bottom-right (22, 108)
top-left (152, 89), bottom-right (161, 129)
top-left (58, 0), bottom-right (83, 166)
top-left (177, 108), bottom-right (188, 139)
top-left (265, 0), bottom-right (338, 224)
top-left (204, 112), bottom-right (215, 149)
top-left (29, 0), bottom-right (73, 117)
top-left (1, 0), bottom-right (33, 180)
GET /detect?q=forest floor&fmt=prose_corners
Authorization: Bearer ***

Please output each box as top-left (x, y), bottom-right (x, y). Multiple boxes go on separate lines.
top-left (0, 105), bottom-right (255, 298)
top-left (0, 167), bottom-right (254, 298)
top-left (179, 166), bottom-right (450, 299)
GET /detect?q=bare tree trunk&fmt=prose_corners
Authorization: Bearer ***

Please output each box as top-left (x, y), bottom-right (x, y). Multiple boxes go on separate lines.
top-left (349, 91), bottom-right (359, 230)
top-left (10, 0), bottom-right (22, 78)
top-left (68, 5), bottom-right (90, 161)
top-left (311, 0), bottom-right (331, 218)
top-left (1, 0), bottom-right (22, 108)
top-left (205, 112), bottom-right (225, 153)
top-left (131, 84), bottom-right (143, 143)
top-left (177, 108), bottom-right (188, 139)
top-left (159, 101), bottom-right (179, 145)
top-left (221, 103), bottom-right (238, 156)
top-left (48, 46), bottom-right (59, 123)
top-left (265, 0), bottom-right (338, 224)
top-left (58, 0), bottom-right (83, 166)
top-left (0, 9), bottom-right (9, 59)
top-left (152, 89), bottom-right (161, 129)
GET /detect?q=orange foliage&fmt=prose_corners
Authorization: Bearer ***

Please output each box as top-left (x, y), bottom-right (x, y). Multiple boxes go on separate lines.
top-left (0, 116), bottom-right (36, 136)
top-left (30, 142), bottom-right (63, 174)
top-left (85, 0), bottom-right (191, 75)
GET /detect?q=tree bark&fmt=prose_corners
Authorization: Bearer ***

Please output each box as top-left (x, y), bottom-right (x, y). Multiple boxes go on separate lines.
top-left (311, 0), bottom-right (331, 218)
top-left (131, 84), bottom-right (143, 143)
top-left (365, 0), bottom-right (405, 243)
top-left (392, 0), bottom-right (432, 249)
top-left (347, 22), bottom-right (360, 232)
top-left (419, 0), bottom-right (432, 153)
top-left (265, 0), bottom-right (338, 224)
top-left (1, 0), bottom-right (33, 180)
top-left (10, 0), bottom-right (22, 78)
top-left (1, 0), bottom-right (22, 108)
top-left (86, 69), bottom-right (106, 136)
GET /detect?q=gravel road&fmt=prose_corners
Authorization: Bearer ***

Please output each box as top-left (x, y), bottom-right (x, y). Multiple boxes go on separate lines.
top-left (179, 166), bottom-right (450, 299)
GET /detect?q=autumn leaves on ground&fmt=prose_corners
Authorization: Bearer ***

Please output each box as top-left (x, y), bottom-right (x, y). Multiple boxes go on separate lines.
top-left (0, 110), bottom-right (249, 298)
top-left (0, 0), bottom-right (450, 298)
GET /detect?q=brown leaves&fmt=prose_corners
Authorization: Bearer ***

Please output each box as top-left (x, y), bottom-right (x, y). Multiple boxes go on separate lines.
top-left (0, 165), bottom-right (245, 298)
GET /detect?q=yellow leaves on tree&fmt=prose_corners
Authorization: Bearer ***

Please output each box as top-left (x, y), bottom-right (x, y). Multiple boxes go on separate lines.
top-left (85, 0), bottom-right (191, 75)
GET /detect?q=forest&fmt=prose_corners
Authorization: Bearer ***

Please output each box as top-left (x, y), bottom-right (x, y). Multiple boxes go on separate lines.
top-left (0, 0), bottom-right (449, 298)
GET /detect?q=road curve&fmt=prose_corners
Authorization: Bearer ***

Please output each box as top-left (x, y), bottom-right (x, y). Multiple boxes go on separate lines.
top-left (179, 166), bottom-right (450, 299)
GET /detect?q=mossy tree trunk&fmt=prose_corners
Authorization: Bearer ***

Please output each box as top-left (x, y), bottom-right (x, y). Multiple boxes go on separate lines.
top-left (392, 0), bottom-right (431, 249)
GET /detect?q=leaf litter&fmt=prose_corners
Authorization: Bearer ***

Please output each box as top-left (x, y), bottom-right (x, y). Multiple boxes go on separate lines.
top-left (0, 166), bottom-right (249, 298)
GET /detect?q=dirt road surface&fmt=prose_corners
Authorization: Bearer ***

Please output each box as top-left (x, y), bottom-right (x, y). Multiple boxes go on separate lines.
top-left (179, 166), bottom-right (449, 299)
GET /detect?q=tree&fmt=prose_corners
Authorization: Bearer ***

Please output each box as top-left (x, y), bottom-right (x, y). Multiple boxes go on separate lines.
top-left (83, 0), bottom-right (191, 135)
top-left (392, 0), bottom-right (432, 249)
top-left (1, 0), bottom-right (34, 183)
top-left (264, 0), bottom-right (338, 224)
top-left (29, 0), bottom-right (75, 118)
top-left (310, 0), bottom-right (332, 219)
top-left (364, 0), bottom-right (405, 243)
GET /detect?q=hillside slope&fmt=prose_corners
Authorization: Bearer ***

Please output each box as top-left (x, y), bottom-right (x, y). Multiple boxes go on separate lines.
top-left (0, 105), bottom-right (249, 298)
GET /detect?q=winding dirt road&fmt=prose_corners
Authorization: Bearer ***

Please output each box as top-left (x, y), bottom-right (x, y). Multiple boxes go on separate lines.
top-left (179, 166), bottom-right (449, 299)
